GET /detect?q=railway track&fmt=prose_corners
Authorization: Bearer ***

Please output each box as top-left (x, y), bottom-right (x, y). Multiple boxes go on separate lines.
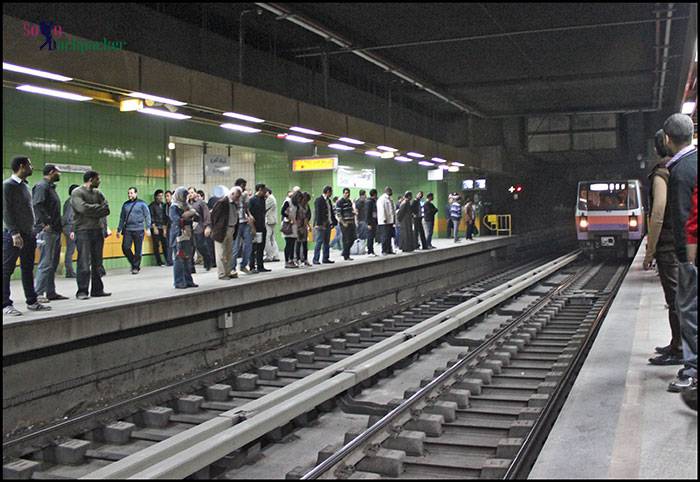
top-left (2, 251), bottom-right (617, 480)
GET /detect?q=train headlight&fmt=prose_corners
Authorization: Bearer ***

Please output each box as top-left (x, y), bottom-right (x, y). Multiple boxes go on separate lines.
top-left (629, 216), bottom-right (639, 231)
top-left (579, 217), bottom-right (588, 230)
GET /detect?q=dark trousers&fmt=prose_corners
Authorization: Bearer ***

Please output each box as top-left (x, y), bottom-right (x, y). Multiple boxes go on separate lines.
top-left (295, 240), bottom-right (308, 262)
top-left (151, 227), bottom-right (171, 266)
top-left (340, 222), bottom-right (357, 259)
top-left (466, 221), bottom-right (475, 240)
top-left (414, 217), bottom-right (428, 249)
top-left (3, 229), bottom-right (38, 307)
top-left (656, 249), bottom-right (682, 352)
top-left (284, 237), bottom-right (296, 263)
top-left (380, 224), bottom-right (394, 254)
top-left (63, 228), bottom-right (77, 275)
top-left (122, 230), bottom-right (144, 270)
top-left (250, 230), bottom-right (267, 270)
top-left (75, 229), bottom-right (105, 296)
top-left (367, 225), bottom-right (377, 254)
top-left (194, 232), bottom-right (213, 269)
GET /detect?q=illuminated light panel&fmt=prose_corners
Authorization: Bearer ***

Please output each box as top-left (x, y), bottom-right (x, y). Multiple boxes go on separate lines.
top-left (221, 123), bottom-right (262, 133)
top-left (395, 156), bottom-right (412, 162)
top-left (682, 101), bottom-right (696, 114)
top-left (3, 62), bottom-right (72, 81)
top-left (438, 164), bottom-right (450, 170)
top-left (365, 150), bottom-right (382, 157)
top-left (223, 111), bottom-right (265, 123)
top-left (377, 145), bottom-right (398, 152)
top-left (338, 137), bottom-right (365, 145)
top-left (328, 143), bottom-right (355, 151)
top-left (119, 98), bottom-right (143, 112)
top-left (431, 157), bottom-right (447, 163)
top-left (418, 161), bottom-right (434, 167)
top-left (452, 162), bottom-right (465, 167)
top-left (16, 84), bottom-right (91, 101)
top-left (281, 133), bottom-right (314, 143)
top-left (128, 92), bottom-right (186, 106)
top-left (448, 166), bottom-right (460, 172)
top-left (290, 126), bottom-right (322, 136)
top-left (137, 107), bottom-right (191, 120)
top-left (407, 152), bottom-right (424, 158)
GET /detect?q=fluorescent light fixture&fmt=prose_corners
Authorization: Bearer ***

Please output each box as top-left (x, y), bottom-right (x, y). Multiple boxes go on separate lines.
top-left (418, 161), bottom-right (434, 167)
top-left (448, 166), bottom-right (460, 172)
top-left (3, 62), bottom-right (72, 81)
top-left (328, 143), bottom-right (354, 151)
top-left (128, 92), bottom-right (186, 106)
top-left (395, 156), bottom-right (412, 162)
top-left (377, 145), bottom-right (398, 152)
top-left (221, 123), bottom-right (262, 133)
top-left (682, 101), bottom-right (696, 114)
top-left (439, 164), bottom-right (450, 170)
top-left (120, 98), bottom-right (143, 112)
top-left (365, 150), bottom-right (382, 157)
top-left (283, 134), bottom-right (314, 143)
top-left (407, 152), bottom-right (424, 158)
top-left (137, 107), bottom-right (191, 120)
top-left (452, 162), bottom-right (465, 167)
top-left (338, 137), bottom-right (365, 145)
top-left (290, 126), bottom-right (322, 136)
top-left (380, 151), bottom-right (395, 159)
top-left (431, 157), bottom-right (447, 163)
top-left (223, 112), bottom-right (265, 123)
top-left (16, 84), bottom-right (91, 101)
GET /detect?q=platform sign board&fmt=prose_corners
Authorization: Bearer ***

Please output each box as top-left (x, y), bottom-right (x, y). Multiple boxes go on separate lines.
top-left (337, 167), bottom-right (375, 189)
top-left (54, 163), bottom-right (92, 173)
top-left (463, 178), bottom-right (487, 190)
top-left (205, 153), bottom-right (231, 176)
top-left (462, 179), bottom-right (474, 190)
top-left (292, 156), bottom-right (338, 172)
top-left (428, 169), bottom-right (444, 181)
top-left (475, 179), bottom-right (487, 190)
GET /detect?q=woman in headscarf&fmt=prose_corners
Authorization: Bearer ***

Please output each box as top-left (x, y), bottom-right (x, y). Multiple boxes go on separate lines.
top-left (169, 187), bottom-right (199, 289)
top-left (397, 191), bottom-right (416, 252)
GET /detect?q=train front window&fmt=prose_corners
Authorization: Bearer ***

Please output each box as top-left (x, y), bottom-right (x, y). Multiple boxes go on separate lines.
top-left (579, 182), bottom-right (636, 211)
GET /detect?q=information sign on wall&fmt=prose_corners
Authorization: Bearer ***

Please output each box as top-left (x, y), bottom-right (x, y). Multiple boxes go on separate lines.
top-left (292, 156), bottom-right (338, 172)
top-left (428, 169), bottom-right (444, 181)
top-left (205, 154), bottom-right (231, 176)
top-left (53, 163), bottom-right (92, 173)
top-left (336, 167), bottom-right (375, 189)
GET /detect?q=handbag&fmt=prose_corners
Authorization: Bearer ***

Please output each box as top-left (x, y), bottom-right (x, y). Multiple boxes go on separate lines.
top-left (281, 220), bottom-right (293, 235)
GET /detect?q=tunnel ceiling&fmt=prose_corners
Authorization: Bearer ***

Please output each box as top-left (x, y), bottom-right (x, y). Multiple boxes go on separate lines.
top-left (142, 2), bottom-right (696, 119)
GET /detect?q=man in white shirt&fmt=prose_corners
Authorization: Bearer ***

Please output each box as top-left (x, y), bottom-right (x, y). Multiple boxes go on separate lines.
top-left (263, 188), bottom-right (280, 262)
top-left (377, 186), bottom-right (396, 255)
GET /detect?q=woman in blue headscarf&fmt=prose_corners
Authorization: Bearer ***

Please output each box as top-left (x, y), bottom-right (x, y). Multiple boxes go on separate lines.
top-left (169, 187), bottom-right (199, 289)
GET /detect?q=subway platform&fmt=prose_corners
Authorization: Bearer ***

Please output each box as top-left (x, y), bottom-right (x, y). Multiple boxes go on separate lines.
top-left (530, 243), bottom-right (698, 479)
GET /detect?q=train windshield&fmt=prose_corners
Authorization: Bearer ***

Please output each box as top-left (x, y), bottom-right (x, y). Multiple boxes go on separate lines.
top-left (578, 182), bottom-right (639, 211)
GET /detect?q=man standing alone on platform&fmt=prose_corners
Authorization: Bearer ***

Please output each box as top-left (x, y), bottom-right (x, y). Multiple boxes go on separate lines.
top-left (3, 156), bottom-right (52, 315)
top-left (662, 113), bottom-right (697, 397)
top-left (33, 164), bottom-right (69, 302)
top-left (117, 187), bottom-right (151, 275)
top-left (377, 186), bottom-right (396, 255)
top-left (71, 170), bottom-right (111, 299)
top-left (149, 189), bottom-right (172, 267)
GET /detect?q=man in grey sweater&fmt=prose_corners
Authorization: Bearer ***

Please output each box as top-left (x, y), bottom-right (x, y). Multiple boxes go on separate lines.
top-left (71, 170), bottom-right (111, 299)
top-left (3, 156), bottom-right (51, 315)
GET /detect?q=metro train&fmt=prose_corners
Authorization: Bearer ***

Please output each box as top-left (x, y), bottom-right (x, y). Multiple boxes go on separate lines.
top-left (575, 179), bottom-right (646, 259)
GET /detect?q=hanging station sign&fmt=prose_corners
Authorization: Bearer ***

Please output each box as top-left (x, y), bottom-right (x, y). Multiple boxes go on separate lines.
top-left (205, 153), bottom-right (231, 176)
top-left (336, 167), bottom-right (375, 189)
top-left (292, 156), bottom-right (338, 172)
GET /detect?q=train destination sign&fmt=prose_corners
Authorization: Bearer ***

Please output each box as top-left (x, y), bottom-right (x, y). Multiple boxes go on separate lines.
top-left (292, 156), bottom-right (338, 172)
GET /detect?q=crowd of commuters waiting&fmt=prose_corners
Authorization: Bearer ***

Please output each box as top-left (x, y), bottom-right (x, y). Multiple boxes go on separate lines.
top-left (642, 113), bottom-right (697, 410)
top-left (3, 160), bottom-right (483, 315)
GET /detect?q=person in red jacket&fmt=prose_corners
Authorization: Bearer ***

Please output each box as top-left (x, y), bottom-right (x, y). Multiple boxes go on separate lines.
top-left (686, 183), bottom-right (697, 263)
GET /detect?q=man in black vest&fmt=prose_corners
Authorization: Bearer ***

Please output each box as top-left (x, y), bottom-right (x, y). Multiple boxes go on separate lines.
top-left (313, 185), bottom-right (337, 264)
top-left (411, 191), bottom-right (429, 250)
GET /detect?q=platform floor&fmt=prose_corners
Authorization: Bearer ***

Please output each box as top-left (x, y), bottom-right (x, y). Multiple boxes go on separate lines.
top-left (4, 236), bottom-right (495, 325)
top-left (530, 244), bottom-right (697, 479)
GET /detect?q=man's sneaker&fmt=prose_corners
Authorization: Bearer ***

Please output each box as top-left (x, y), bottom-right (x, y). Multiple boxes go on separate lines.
top-left (649, 353), bottom-right (684, 366)
top-left (655, 344), bottom-right (675, 355)
top-left (47, 293), bottom-right (69, 301)
top-left (229, 271), bottom-right (239, 279)
top-left (285, 262), bottom-right (299, 269)
top-left (76, 293), bottom-right (90, 300)
top-left (131, 268), bottom-right (139, 275)
top-left (36, 296), bottom-right (50, 303)
top-left (27, 302), bottom-right (51, 311)
top-left (322, 260), bottom-right (335, 264)
top-left (240, 267), bottom-right (251, 274)
top-left (668, 375), bottom-right (693, 392)
top-left (259, 268), bottom-right (272, 272)
top-left (4, 305), bottom-right (22, 316)
top-left (680, 379), bottom-right (697, 411)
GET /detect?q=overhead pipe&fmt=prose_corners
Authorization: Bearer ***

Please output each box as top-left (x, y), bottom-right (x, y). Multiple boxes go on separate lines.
top-left (255, 2), bottom-right (485, 117)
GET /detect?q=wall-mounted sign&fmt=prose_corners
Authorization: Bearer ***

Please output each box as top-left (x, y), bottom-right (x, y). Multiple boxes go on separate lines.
top-left (428, 169), bottom-right (444, 181)
top-left (54, 163), bottom-right (91, 173)
top-left (292, 156), bottom-right (338, 172)
top-left (336, 167), bottom-right (375, 189)
top-left (205, 153), bottom-right (231, 176)
top-left (462, 179), bottom-right (474, 190)
top-left (475, 178), bottom-right (487, 190)
top-left (462, 178), bottom-right (487, 190)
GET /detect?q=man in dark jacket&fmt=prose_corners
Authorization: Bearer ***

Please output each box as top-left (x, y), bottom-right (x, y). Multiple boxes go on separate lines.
top-left (3, 156), bottom-right (51, 315)
top-left (336, 188), bottom-right (356, 261)
top-left (248, 184), bottom-right (271, 273)
top-left (33, 164), bottom-right (69, 301)
top-left (422, 192), bottom-right (438, 248)
top-left (313, 185), bottom-right (337, 264)
top-left (411, 191), bottom-right (429, 250)
top-left (149, 189), bottom-right (172, 267)
top-left (662, 113), bottom-right (698, 395)
top-left (71, 170), bottom-right (111, 299)
top-left (62, 184), bottom-right (80, 278)
top-left (117, 187), bottom-right (151, 274)
top-left (366, 189), bottom-right (378, 256)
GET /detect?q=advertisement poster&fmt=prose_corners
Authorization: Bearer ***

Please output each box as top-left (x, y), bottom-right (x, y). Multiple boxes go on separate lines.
top-left (336, 167), bottom-right (375, 189)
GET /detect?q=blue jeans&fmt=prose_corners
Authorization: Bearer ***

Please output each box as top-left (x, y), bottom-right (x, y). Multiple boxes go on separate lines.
top-left (233, 223), bottom-right (252, 269)
top-left (35, 230), bottom-right (61, 296)
top-left (75, 229), bottom-right (105, 296)
top-left (313, 226), bottom-right (332, 263)
top-left (63, 227), bottom-right (76, 275)
top-left (357, 221), bottom-right (368, 240)
top-left (330, 225), bottom-right (342, 249)
top-left (452, 218), bottom-right (461, 240)
top-left (172, 241), bottom-right (195, 288)
top-left (122, 230), bottom-right (144, 270)
top-left (423, 219), bottom-right (435, 246)
top-left (677, 262), bottom-right (697, 378)
top-left (3, 229), bottom-right (38, 307)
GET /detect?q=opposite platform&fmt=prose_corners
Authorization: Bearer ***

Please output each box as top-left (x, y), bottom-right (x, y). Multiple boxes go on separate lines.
top-left (530, 242), bottom-right (697, 479)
